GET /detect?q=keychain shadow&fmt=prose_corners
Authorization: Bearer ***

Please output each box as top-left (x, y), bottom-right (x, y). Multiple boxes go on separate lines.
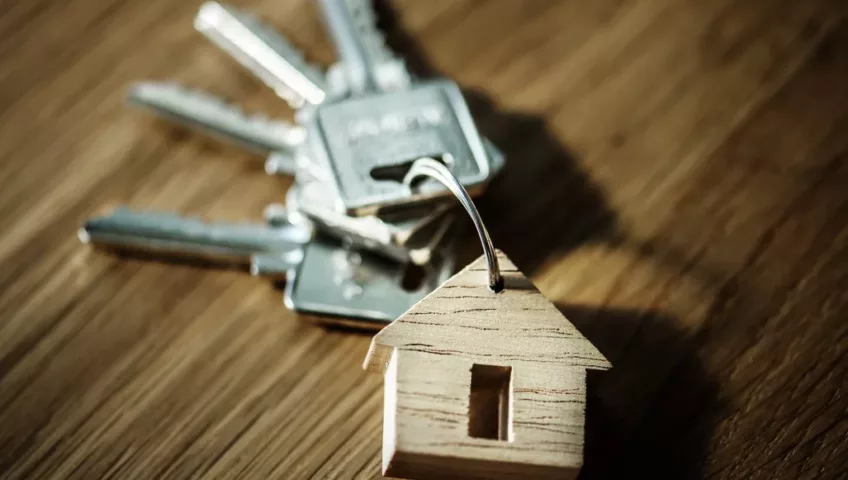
top-left (557, 304), bottom-right (724, 479)
top-left (373, 0), bottom-right (616, 274)
top-left (373, 0), bottom-right (728, 290)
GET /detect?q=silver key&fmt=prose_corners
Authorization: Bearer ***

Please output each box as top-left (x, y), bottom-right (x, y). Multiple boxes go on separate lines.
top-left (80, 207), bottom-right (311, 278)
top-left (188, 1), bottom-right (503, 204)
top-left (284, 234), bottom-right (456, 329)
top-left (286, 181), bottom-right (454, 265)
top-left (195, 1), bottom-right (328, 108)
top-left (303, 79), bottom-right (492, 215)
top-left (79, 207), bottom-right (457, 324)
top-left (129, 82), bottom-right (305, 174)
top-left (317, 0), bottom-right (410, 94)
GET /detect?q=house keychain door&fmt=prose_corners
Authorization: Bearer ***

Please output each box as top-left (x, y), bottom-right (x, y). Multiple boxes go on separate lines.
top-left (363, 158), bottom-right (611, 480)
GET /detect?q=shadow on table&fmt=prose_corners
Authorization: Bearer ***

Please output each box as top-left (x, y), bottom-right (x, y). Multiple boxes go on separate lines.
top-left (558, 304), bottom-right (724, 479)
top-left (373, 0), bottom-right (617, 275)
top-left (374, 0), bottom-right (726, 290)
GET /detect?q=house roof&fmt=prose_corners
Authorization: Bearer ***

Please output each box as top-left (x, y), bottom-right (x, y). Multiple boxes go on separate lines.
top-left (364, 250), bottom-right (612, 373)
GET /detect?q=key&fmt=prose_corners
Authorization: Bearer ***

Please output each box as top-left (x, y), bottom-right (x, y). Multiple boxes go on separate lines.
top-left (129, 83), bottom-right (305, 175)
top-left (325, 62), bottom-right (351, 98)
top-left (80, 2), bottom-right (501, 327)
top-left (80, 207), bottom-right (456, 324)
top-left (284, 233), bottom-right (457, 329)
top-left (189, 1), bottom-right (504, 197)
top-left (286, 180), bottom-right (454, 265)
top-left (307, 0), bottom-right (503, 214)
top-left (303, 80), bottom-right (493, 216)
top-left (80, 207), bottom-right (311, 278)
top-left (286, 113), bottom-right (501, 263)
top-left (316, 0), bottom-right (410, 94)
top-left (195, 1), bottom-right (328, 108)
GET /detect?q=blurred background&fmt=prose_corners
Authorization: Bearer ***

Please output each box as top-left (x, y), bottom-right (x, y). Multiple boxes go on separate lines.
top-left (0, 0), bottom-right (846, 478)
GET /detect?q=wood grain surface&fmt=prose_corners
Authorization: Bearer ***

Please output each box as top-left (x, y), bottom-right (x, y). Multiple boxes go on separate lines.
top-left (1, 0), bottom-right (847, 479)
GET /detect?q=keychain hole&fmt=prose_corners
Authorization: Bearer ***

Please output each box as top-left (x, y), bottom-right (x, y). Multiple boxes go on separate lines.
top-left (490, 276), bottom-right (505, 293)
top-left (468, 364), bottom-right (513, 442)
top-left (370, 154), bottom-right (450, 185)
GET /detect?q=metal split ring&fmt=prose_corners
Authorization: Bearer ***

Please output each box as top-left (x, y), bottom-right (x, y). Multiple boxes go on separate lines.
top-left (403, 157), bottom-right (503, 292)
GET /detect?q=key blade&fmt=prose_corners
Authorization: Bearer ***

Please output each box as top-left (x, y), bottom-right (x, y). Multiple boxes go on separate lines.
top-left (128, 82), bottom-right (305, 155)
top-left (195, 1), bottom-right (328, 107)
top-left (80, 207), bottom-right (310, 272)
top-left (317, 0), bottom-right (410, 93)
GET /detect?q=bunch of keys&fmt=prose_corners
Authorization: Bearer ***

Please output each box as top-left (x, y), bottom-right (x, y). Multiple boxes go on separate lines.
top-left (80, 0), bottom-right (504, 329)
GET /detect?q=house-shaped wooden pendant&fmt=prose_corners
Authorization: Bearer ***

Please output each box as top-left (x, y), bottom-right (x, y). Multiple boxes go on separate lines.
top-left (363, 251), bottom-right (611, 480)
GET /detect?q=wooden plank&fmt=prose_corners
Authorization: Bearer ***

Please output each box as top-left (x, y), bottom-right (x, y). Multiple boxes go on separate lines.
top-left (0, 0), bottom-right (846, 479)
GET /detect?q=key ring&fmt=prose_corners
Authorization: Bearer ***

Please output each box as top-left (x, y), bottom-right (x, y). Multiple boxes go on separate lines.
top-left (403, 157), bottom-right (503, 292)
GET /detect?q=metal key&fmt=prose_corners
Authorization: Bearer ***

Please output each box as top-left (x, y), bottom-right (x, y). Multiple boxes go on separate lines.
top-left (303, 81), bottom-right (493, 216)
top-left (129, 82), bottom-right (305, 175)
top-left (286, 181), bottom-right (454, 265)
top-left (300, 1), bottom-right (492, 214)
top-left (285, 138), bottom-right (502, 263)
top-left (195, 1), bottom-right (329, 108)
top-left (79, 206), bottom-right (461, 324)
top-left (284, 232), bottom-right (456, 329)
top-left (80, 207), bottom-right (311, 278)
top-left (316, 0), bottom-right (410, 94)
top-left (79, 1), bottom-right (508, 327)
top-left (188, 1), bottom-right (504, 205)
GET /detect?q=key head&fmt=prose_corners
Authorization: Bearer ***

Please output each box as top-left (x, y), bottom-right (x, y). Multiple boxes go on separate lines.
top-left (304, 79), bottom-right (492, 215)
top-left (284, 235), bottom-right (456, 328)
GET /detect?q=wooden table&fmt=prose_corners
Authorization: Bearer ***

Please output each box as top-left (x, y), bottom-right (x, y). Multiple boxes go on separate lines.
top-left (1, 0), bottom-right (846, 478)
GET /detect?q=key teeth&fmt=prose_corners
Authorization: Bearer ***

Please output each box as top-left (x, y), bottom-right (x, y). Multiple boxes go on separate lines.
top-left (77, 227), bottom-right (92, 245)
top-left (225, 4), bottom-right (324, 76)
top-left (194, 2), bottom-right (327, 106)
top-left (127, 81), bottom-right (178, 104)
top-left (263, 203), bottom-right (290, 226)
top-left (350, 0), bottom-right (405, 67)
top-left (129, 81), bottom-right (304, 142)
top-left (130, 81), bottom-right (225, 109)
top-left (249, 258), bottom-right (261, 277)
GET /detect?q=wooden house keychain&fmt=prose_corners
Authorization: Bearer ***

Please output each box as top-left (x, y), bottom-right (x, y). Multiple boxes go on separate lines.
top-left (363, 158), bottom-right (612, 480)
